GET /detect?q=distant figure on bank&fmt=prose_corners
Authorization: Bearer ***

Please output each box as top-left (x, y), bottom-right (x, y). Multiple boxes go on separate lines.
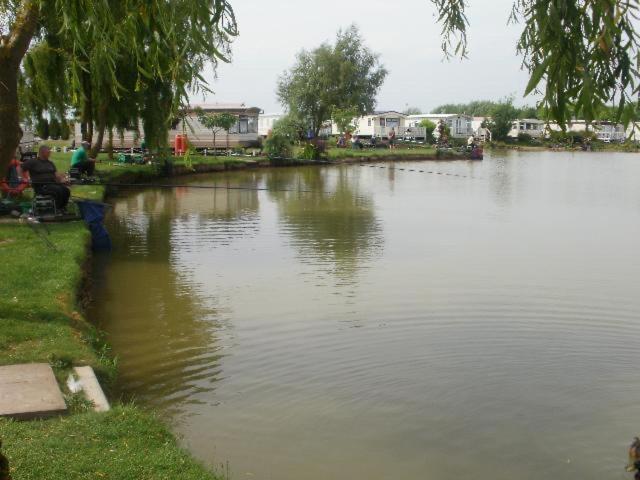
top-left (19, 145), bottom-right (70, 211)
top-left (467, 135), bottom-right (475, 149)
top-left (388, 128), bottom-right (396, 149)
top-left (71, 141), bottom-right (96, 176)
top-left (370, 134), bottom-right (377, 147)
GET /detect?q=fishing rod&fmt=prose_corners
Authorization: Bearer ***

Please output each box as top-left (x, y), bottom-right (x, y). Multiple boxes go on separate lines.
top-left (28, 180), bottom-right (323, 195)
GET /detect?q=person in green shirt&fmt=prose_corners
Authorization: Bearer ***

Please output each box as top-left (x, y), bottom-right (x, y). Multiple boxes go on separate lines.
top-left (71, 141), bottom-right (96, 176)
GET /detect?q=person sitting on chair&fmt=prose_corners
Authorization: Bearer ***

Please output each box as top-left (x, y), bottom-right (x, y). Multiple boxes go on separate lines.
top-left (71, 141), bottom-right (96, 176)
top-left (19, 145), bottom-right (70, 212)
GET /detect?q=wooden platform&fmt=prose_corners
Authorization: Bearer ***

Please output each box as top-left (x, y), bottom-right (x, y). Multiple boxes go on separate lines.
top-left (0, 363), bottom-right (67, 419)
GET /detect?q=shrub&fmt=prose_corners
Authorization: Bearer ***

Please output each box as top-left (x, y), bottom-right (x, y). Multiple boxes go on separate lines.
top-left (264, 129), bottom-right (293, 159)
top-left (299, 139), bottom-right (327, 160)
top-left (517, 133), bottom-right (533, 143)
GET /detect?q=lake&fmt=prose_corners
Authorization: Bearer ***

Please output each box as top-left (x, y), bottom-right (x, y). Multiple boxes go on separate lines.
top-left (88, 151), bottom-right (640, 480)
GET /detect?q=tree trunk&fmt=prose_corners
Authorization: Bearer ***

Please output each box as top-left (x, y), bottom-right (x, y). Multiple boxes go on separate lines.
top-left (0, 0), bottom-right (39, 173)
top-left (0, 59), bottom-right (23, 171)
top-left (90, 104), bottom-right (108, 158)
top-left (91, 124), bottom-right (106, 158)
top-left (107, 128), bottom-right (114, 162)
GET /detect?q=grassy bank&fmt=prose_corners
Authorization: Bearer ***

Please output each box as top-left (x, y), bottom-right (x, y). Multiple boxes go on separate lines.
top-left (0, 162), bottom-right (223, 478)
top-left (1, 406), bottom-right (219, 480)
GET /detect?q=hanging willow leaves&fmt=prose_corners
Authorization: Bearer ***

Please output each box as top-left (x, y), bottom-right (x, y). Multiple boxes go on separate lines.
top-left (0, 0), bottom-right (237, 172)
top-left (431, 0), bottom-right (640, 128)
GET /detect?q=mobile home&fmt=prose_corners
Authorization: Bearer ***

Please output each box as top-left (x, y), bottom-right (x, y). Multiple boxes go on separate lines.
top-left (258, 113), bottom-right (283, 137)
top-left (74, 103), bottom-right (262, 149)
top-left (332, 111), bottom-right (406, 138)
top-left (508, 119), bottom-right (546, 138)
top-left (406, 114), bottom-right (474, 138)
top-left (547, 120), bottom-right (626, 142)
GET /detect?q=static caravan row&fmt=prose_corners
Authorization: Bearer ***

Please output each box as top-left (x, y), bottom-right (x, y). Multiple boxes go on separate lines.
top-left (406, 114), bottom-right (474, 139)
top-left (545, 120), bottom-right (626, 142)
top-left (74, 103), bottom-right (262, 149)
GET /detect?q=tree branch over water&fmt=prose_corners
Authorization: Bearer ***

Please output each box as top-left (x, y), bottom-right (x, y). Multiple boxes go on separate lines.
top-left (432, 0), bottom-right (640, 127)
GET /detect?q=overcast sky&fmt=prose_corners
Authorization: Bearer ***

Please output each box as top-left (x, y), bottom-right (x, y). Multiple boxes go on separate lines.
top-left (194, 0), bottom-right (538, 114)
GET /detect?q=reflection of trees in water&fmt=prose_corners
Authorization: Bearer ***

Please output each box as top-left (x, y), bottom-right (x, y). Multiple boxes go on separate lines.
top-left (94, 187), bottom-right (242, 416)
top-left (264, 167), bottom-right (383, 280)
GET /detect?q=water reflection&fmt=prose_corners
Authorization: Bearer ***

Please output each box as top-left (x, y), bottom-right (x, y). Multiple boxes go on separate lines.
top-left (90, 186), bottom-right (261, 415)
top-left (265, 167), bottom-right (383, 280)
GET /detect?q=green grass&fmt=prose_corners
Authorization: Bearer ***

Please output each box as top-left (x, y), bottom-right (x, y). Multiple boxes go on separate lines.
top-left (48, 152), bottom-right (254, 181)
top-left (0, 405), bottom-right (220, 480)
top-left (0, 158), bottom-right (226, 480)
top-left (0, 222), bottom-right (99, 369)
top-left (326, 145), bottom-right (438, 159)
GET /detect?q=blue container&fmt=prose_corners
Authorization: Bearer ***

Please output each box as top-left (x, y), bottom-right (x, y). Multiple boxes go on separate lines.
top-left (76, 200), bottom-right (112, 250)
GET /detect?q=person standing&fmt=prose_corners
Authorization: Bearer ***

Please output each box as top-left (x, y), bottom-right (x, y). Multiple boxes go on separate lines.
top-left (388, 128), bottom-right (396, 149)
top-left (19, 145), bottom-right (70, 211)
top-left (70, 141), bottom-right (96, 176)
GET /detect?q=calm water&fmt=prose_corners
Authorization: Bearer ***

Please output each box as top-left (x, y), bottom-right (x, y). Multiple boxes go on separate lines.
top-left (88, 151), bottom-right (640, 480)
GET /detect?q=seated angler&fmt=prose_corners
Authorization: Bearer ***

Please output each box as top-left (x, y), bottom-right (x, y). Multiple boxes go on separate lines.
top-left (19, 145), bottom-right (70, 212)
top-left (71, 141), bottom-right (96, 177)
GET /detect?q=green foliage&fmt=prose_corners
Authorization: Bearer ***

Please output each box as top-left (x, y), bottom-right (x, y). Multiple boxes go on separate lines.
top-left (48, 117), bottom-right (61, 139)
top-left (517, 132), bottom-right (533, 143)
top-left (431, 100), bottom-right (538, 119)
top-left (485, 98), bottom-right (519, 140)
top-left (277, 24), bottom-right (387, 137)
top-left (196, 108), bottom-right (238, 148)
top-left (431, 1), bottom-right (640, 128)
top-left (264, 115), bottom-right (301, 159)
top-left (35, 117), bottom-right (49, 139)
top-left (196, 109), bottom-right (237, 134)
top-left (418, 119), bottom-right (437, 142)
top-left (59, 119), bottom-right (71, 140)
top-left (332, 107), bottom-right (359, 135)
top-left (11, 0), bottom-right (238, 161)
top-left (299, 139), bottom-right (327, 160)
top-left (0, 405), bottom-right (223, 479)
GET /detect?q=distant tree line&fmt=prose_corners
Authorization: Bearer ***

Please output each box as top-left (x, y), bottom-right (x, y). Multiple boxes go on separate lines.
top-left (430, 100), bottom-right (537, 119)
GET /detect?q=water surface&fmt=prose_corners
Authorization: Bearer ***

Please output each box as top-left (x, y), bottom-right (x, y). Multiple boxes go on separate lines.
top-left (89, 151), bottom-right (640, 479)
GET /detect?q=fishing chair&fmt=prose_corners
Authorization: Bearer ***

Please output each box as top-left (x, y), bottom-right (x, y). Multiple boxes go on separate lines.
top-left (32, 195), bottom-right (57, 217)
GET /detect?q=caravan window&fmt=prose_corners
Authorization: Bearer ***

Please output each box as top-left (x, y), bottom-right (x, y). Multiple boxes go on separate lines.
top-left (238, 116), bottom-right (249, 134)
top-left (386, 118), bottom-right (399, 129)
top-left (379, 118), bottom-right (386, 127)
top-left (368, 118), bottom-right (372, 126)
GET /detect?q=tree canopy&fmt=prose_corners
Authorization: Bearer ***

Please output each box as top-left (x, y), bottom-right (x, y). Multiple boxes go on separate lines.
top-left (431, 0), bottom-right (640, 127)
top-left (486, 99), bottom-right (519, 140)
top-left (0, 0), bottom-right (237, 171)
top-left (277, 25), bottom-right (387, 137)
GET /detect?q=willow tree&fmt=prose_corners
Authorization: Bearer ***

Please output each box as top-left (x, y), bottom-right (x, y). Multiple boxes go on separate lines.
top-left (430, 0), bottom-right (640, 127)
top-left (277, 25), bottom-right (388, 138)
top-left (0, 0), bottom-right (237, 172)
